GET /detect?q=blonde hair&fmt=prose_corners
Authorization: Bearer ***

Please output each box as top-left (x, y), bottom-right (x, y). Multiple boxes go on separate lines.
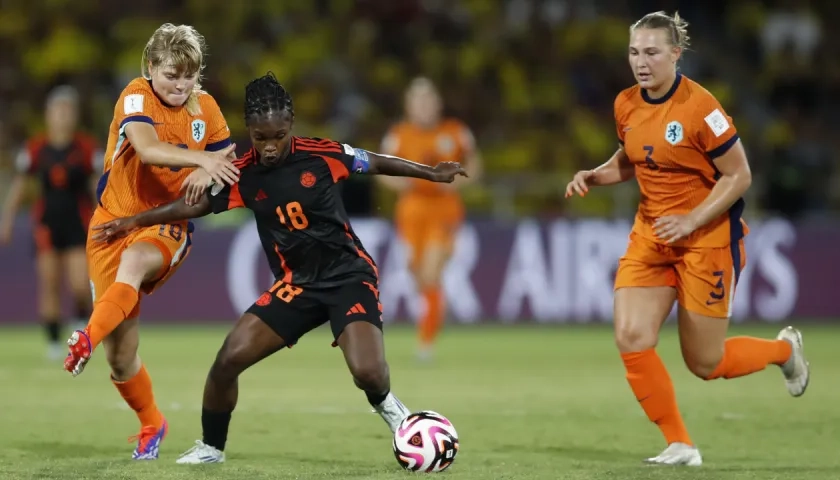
top-left (631, 11), bottom-right (691, 50)
top-left (141, 23), bottom-right (207, 116)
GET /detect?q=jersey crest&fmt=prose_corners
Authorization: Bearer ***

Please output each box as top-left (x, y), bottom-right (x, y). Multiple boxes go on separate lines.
top-left (665, 121), bottom-right (684, 146)
top-left (191, 119), bottom-right (206, 143)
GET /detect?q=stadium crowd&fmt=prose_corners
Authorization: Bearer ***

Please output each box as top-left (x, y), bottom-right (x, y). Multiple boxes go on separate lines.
top-left (0, 0), bottom-right (835, 220)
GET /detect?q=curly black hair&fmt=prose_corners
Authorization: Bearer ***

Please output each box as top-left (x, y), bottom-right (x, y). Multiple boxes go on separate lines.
top-left (244, 72), bottom-right (294, 125)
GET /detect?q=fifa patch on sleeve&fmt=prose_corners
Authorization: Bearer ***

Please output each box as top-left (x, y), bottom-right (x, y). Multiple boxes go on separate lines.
top-left (124, 94), bottom-right (144, 115)
top-left (352, 148), bottom-right (371, 174)
top-left (704, 109), bottom-right (730, 138)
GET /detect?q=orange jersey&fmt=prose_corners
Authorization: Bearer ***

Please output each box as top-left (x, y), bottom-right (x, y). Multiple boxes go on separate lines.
top-left (381, 118), bottom-right (474, 196)
top-left (614, 73), bottom-right (748, 248)
top-left (96, 78), bottom-right (230, 217)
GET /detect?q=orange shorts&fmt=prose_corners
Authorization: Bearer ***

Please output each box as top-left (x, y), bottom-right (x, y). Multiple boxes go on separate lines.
top-left (394, 193), bottom-right (464, 269)
top-left (86, 208), bottom-right (193, 305)
top-left (614, 232), bottom-right (746, 318)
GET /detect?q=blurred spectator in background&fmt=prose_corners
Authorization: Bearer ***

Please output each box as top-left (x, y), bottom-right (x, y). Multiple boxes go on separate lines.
top-left (0, 86), bottom-right (98, 359)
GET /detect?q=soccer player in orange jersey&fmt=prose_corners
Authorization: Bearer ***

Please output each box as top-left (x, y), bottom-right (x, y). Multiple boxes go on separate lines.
top-left (378, 78), bottom-right (482, 361)
top-left (62, 23), bottom-right (239, 460)
top-left (564, 11), bottom-right (809, 466)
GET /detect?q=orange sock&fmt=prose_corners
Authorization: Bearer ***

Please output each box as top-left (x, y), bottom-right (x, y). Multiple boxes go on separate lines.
top-left (706, 337), bottom-right (792, 380)
top-left (418, 287), bottom-right (443, 347)
top-left (86, 282), bottom-right (139, 350)
top-left (112, 364), bottom-right (164, 428)
top-left (622, 349), bottom-right (692, 446)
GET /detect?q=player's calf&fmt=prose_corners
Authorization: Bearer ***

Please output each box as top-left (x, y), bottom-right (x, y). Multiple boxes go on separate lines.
top-left (339, 322), bottom-right (410, 432)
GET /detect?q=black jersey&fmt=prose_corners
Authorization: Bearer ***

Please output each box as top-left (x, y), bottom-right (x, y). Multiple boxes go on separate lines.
top-left (15, 134), bottom-right (99, 225)
top-left (209, 136), bottom-right (377, 288)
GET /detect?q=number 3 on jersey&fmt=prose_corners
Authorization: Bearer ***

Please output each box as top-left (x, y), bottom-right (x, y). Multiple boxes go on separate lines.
top-left (276, 201), bottom-right (309, 231)
top-left (643, 145), bottom-right (659, 171)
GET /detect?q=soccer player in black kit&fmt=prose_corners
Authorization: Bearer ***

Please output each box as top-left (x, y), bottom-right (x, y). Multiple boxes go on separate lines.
top-left (0, 85), bottom-right (98, 359)
top-left (92, 72), bottom-right (467, 464)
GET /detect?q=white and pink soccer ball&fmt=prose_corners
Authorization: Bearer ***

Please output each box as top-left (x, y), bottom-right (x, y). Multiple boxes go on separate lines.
top-left (392, 411), bottom-right (459, 473)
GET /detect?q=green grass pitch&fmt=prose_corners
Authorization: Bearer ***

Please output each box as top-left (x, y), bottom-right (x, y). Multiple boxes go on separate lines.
top-left (0, 322), bottom-right (838, 479)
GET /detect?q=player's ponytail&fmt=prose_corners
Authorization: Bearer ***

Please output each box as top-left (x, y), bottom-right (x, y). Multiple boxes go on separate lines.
top-left (631, 11), bottom-right (691, 50)
top-left (141, 23), bottom-right (207, 116)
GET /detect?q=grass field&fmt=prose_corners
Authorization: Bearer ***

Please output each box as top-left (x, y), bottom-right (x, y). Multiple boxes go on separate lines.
top-left (0, 322), bottom-right (838, 480)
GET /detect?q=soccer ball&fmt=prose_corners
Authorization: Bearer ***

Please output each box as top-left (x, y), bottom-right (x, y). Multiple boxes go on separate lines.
top-left (392, 411), bottom-right (459, 473)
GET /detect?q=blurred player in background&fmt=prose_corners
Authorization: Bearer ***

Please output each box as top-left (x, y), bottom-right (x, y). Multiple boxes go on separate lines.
top-left (564, 11), bottom-right (809, 466)
top-left (91, 73), bottom-right (467, 464)
top-left (378, 78), bottom-right (481, 361)
top-left (0, 86), bottom-right (98, 360)
top-left (62, 23), bottom-right (239, 460)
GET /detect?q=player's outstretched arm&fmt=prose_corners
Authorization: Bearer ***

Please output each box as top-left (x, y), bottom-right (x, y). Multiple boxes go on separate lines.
top-left (91, 195), bottom-right (211, 242)
top-left (366, 152), bottom-right (467, 183)
top-left (124, 122), bottom-right (240, 186)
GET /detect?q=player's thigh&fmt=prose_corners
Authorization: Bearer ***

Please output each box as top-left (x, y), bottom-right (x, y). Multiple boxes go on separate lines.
top-left (675, 240), bottom-right (746, 320)
top-left (417, 220), bottom-right (460, 287)
top-left (245, 284), bottom-right (327, 349)
top-left (675, 241), bottom-right (746, 374)
top-left (61, 246), bottom-right (91, 301)
top-left (613, 233), bottom-right (678, 352)
top-left (125, 222), bottom-right (193, 294)
top-left (328, 281), bottom-right (387, 376)
top-left (87, 209), bottom-right (126, 302)
top-left (213, 312), bottom-right (289, 373)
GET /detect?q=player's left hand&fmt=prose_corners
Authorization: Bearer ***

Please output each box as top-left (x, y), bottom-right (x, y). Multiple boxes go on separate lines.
top-left (430, 162), bottom-right (468, 183)
top-left (181, 168), bottom-right (214, 206)
top-left (91, 217), bottom-right (138, 243)
top-left (654, 215), bottom-right (698, 244)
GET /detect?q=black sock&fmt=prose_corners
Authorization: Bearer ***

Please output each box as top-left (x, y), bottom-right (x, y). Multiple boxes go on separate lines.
top-left (44, 321), bottom-right (61, 343)
top-left (366, 389), bottom-right (389, 408)
top-left (202, 408), bottom-right (232, 451)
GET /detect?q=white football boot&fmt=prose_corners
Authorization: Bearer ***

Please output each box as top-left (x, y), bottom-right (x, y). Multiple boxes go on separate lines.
top-left (175, 440), bottom-right (225, 464)
top-left (373, 392), bottom-right (411, 433)
top-left (644, 442), bottom-right (703, 466)
top-left (777, 326), bottom-right (809, 397)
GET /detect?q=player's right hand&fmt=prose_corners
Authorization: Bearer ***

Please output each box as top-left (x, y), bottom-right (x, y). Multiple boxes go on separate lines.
top-left (565, 170), bottom-right (596, 198)
top-left (91, 217), bottom-right (138, 243)
top-left (181, 168), bottom-right (213, 206)
top-left (200, 143), bottom-right (240, 187)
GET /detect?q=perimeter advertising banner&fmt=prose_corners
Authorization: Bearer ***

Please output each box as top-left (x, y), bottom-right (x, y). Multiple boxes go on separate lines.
top-left (0, 217), bottom-right (835, 324)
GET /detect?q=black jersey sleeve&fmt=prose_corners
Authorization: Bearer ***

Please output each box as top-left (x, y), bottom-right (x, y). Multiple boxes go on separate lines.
top-left (292, 137), bottom-right (371, 183)
top-left (207, 181), bottom-right (245, 214)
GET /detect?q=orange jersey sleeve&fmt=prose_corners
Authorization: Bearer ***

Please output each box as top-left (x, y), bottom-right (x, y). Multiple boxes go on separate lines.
top-left (384, 118), bottom-right (473, 195)
top-left (619, 74), bottom-right (746, 247)
top-left (97, 78), bottom-right (231, 217)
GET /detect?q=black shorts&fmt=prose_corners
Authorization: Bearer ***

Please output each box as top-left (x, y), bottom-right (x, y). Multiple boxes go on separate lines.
top-left (33, 218), bottom-right (87, 254)
top-left (246, 279), bottom-right (383, 347)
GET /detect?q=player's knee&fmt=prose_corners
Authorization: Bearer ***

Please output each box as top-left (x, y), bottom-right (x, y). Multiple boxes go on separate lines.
top-left (118, 245), bottom-right (163, 285)
top-left (211, 338), bottom-right (251, 379)
top-left (105, 349), bottom-right (141, 379)
top-left (349, 359), bottom-right (389, 393)
top-left (614, 324), bottom-right (658, 353)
